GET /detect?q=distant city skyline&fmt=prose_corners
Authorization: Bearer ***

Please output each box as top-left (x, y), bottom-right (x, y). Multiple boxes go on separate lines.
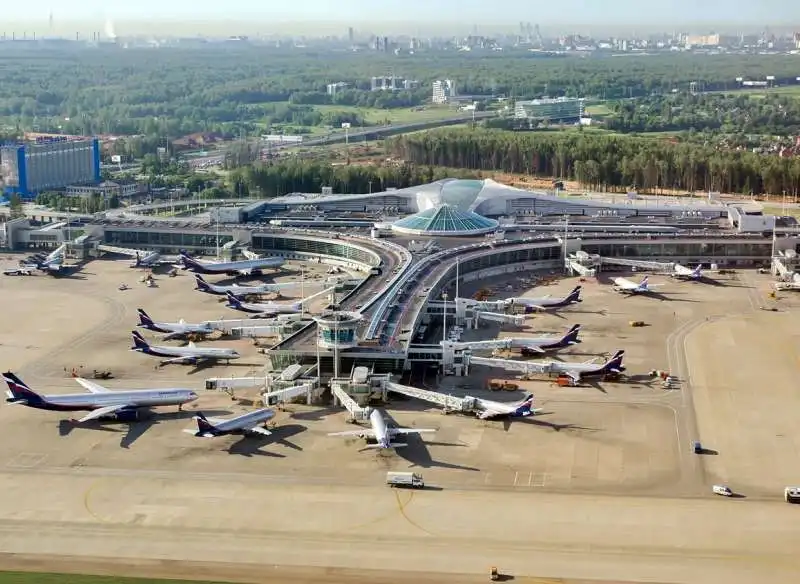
top-left (4, 1), bottom-right (800, 36)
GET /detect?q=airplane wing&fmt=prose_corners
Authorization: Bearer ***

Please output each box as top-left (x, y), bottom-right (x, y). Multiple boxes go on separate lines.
top-left (613, 279), bottom-right (637, 290)
top-left (521, 344), bottom-right (545, 354)
top-left (566, 371), bottom-right (581, 383)
top-left (245, 426), bottom-right (272, 436)
top-left (160, 355), bottom-right (202, 365)
top-left (328, 429), bottom-right (375, 437)
top-left (73, 378), bottom-right (112, 393)
top-left (477, 409), bottom-right (501, 419)
top-left (77, 404), bottom-right (130, 423)
top-left (392, 428), bottom-right (437, 435)
top-left (161, 331), bottom-right (187, 341)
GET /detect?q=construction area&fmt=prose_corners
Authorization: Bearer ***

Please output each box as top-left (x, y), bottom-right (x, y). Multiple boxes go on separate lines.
top-left (0, 256), bottom-right (799, 584)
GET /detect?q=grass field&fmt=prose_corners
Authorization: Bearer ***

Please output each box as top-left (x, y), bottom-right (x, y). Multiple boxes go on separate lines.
top-left (711, 85), bottom-right (800, 99)
top-left (585, 103), bottom-right (613, 117)
top-left (312, 104), bottom-right (462, 125)
top-left (0, 574), bottom-right (226, 584)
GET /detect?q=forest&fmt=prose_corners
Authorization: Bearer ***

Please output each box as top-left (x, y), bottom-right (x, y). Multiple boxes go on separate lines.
top-left (1, 45), bottom-right (799, 137)
top-left (388, 129), bottom-right (800, 196)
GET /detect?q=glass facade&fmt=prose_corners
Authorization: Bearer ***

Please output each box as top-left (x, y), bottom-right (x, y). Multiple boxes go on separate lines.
top-left (581, 240), bottom-right (772, 259)
top-left (392, 205), bottom-right (498, 235)
top-left (252, 235), bottom-right (379, 266)
top-left (104, 229), bottom-right (232, 250)
top-left (320, 328), bottom-right (356, 345)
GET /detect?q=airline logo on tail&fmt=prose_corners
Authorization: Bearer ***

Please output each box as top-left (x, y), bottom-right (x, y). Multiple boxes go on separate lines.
top-left (194, 412), bottom-right (220, 437)
top-left (137, 309), bottom-right (156, 329)
top-left (603, 350), bottom-right (626, 374)
top-left (194, 275), bottom-right (213, 292)
top-left (561, 324), bottom-right (581, 345)
top-left (130, 330), bottom-right (151, 352)
top-left (2, 372), bottom-right (44, 406)
top-left (512, 393), bottom-right (536, 417)
top-left (567, 286), bottom-right (583, 303)
top-left (639, 277), bottom-right (650, 290)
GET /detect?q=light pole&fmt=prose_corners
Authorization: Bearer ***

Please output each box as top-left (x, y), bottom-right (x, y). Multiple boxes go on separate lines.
top-left (442, 292), bottom-right (449, 343)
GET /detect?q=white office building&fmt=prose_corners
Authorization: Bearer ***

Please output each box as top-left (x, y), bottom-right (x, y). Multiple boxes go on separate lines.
top-left (432, 80), bottom-right (456, 104)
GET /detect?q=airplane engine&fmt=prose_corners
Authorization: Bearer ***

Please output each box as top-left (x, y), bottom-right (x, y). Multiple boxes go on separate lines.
top-left (113, 409), bottom-right (140, 422)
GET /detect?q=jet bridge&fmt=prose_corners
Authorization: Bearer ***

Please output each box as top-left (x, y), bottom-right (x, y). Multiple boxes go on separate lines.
top-left (474, 311), bottom-right (526, 327)
top-left (262, 383), bottom-right (314, 406)
top-left (465, 355), bottom-right (550, 377)
top-left (385, 381), bottom-right (474, 413)
top-left (599, 257), bottom-right (674, 272)
top-left (96, 244), bottom-right (144, 258)
top-left (566, 258), bottom-right (596, 277)
top-left (330, 382), bottom-right (370, 421)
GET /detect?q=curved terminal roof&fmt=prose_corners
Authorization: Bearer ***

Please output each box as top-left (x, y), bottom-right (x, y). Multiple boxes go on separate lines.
top-left (391, 204), bottom-right (498, 236)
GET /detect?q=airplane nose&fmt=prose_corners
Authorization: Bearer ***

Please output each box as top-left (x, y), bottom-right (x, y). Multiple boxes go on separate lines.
top-left (189, 392), bottom-right (199, 401)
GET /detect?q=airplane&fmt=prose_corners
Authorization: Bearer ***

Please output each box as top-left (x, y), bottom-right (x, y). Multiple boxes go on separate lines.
top-left (130, 331), bottom-right (240, 365)
top-left (2, 371), bottom-right (197, 423)
top-left (225, 291), bottom-right (301, 315)
top-left (328, 408), bottom-right (436, 449)
top-left (194, 274), bottom-right (298, 297)
top-left (546, 350), bottom-right (626, 384)
top-left (179, 250), bottom-right (284, 276)
top-left (131, 250), bottom-right (175, 269)
top-left (457, 324), bottom-right (581, 355)
top-left (611, 276), bottom-right (662, 295)
top-left (672, 264), bottom-right (703, 280)
top-left (136, 308), bottom-right (214, 340)
top-left (473, 393), bottom-right (543, 420)
top-left (184, 409), bottom-right (275, 437)
top-left (505, 286), bottom-right (582, 312)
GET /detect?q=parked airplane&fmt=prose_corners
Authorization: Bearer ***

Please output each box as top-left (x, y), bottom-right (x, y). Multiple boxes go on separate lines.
top-left (136, 309), bottom-right (214, 340)
top-left (328, 408), bottom-right (436, 449)
top-left (474, 393), bottom-right (543, 419)
top-left (547, 350), bottom-right (626, 383)
top-left (672, 264), bottom-right (703, 280)
top-left (2, 371), bottom-right (197, 423)
top-left (131, 250), bottom-right (176, 269)
top-left (179, 250), bottom-right (284, 276)
top-left (225, 291), bottom-right (301, 315)
top-left (505, 286), bottom-right (582, 312)
top-left (184, 409), bottom-right (275, 437)
top-left (130, 331), bottom-right (240, 365)
top-left (611, 276), bottom-right (662, 294)
top-left (465, 324), bottom-right (582, 355)
top-left (194, 274), bottom-right (297, 297)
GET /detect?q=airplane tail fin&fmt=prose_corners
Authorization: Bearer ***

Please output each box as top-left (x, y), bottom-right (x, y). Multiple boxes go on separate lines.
top-left (640, 276), bottom-right (649, 287)
top-left (194, 274), bottom-right (211, 292)
top-left (562, 324), bottom-right (581, 345)
top-left (137, 308), bottom-right (155, 328)
top-left (514, 393), bottom-right (536, 415)
top-left (604, 350), bottom-right (626, 373)
top-left (225, 291), bottom-right (242, 307)
top-left (567, 286), bottom-right (582, 302)
top-left (194, 412), bottom-right (218, 436)
top-left (130, 330), bottom-right (150, 350)
top-left (2, 372), bottom-right (43, 404)
top-left (693, 266), bottom-right (702, 276)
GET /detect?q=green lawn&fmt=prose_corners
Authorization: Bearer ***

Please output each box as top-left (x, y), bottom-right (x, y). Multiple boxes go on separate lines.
top-left (585, 103), bottom-right (613, 117)
top-left (0, 573), bottom-right (227, 584)
top-left (711, 85), bottom-right (800, 99)
top-left (312, 104), bottom-right (462, 125)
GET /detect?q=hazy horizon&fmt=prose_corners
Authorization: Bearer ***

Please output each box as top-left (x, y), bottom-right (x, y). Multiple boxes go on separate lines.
top-left (4, 1), bottom-right (800, 37)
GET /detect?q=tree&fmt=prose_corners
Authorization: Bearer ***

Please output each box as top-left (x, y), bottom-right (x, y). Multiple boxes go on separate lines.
top-left (8, 193), bottom-right (23, 218)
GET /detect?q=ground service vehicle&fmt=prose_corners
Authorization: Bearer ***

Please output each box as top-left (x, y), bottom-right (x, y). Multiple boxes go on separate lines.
top-left (713, 484), bottom-right (732, 497)
top-left (785, 486), bottom-right (800, 503)
top-left (386, 472), bottom-right (424, 489)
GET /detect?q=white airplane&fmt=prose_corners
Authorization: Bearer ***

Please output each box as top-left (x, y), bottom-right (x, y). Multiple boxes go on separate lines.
top-left (453, 324), bottom-right (581, 355)
top-left (184, 409), bottom-right (275, 437)
top-left (180, 250), bottom-right (284, 276)
top-left (225, 291), bottom-right (302, 315)
top-left (130, 250), bottom-right (177, 268)
top-left (547, 350), bottom-right (626, 383)
top-left (611, 276), bottom-right (662, 295)
top-left (328, 408), bottom-right (436, 449)
top-left (194, 274), bottom-right (300, 297)
top-left (130, 331), bottom-right (240, 365)
top-left (136, 309), bottom-right (214, 340)
top-left (505, 286), bottom-right (582, 312)
top-left (3, 371), bottom-right (197, 423)
top-left (672, 264), bottom-right (703, 280)
top-left (473, 393), bottom-right (543, 419)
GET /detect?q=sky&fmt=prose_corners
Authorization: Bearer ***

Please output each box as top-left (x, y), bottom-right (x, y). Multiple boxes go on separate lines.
top-left (6, 1), bottom-right (800, 33)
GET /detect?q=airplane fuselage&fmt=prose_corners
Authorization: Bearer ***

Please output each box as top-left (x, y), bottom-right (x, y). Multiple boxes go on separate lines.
top-left (183, 256), bottom-right (284, 275)
top-left (132, 344), bottom-right (239, 361)
top-left (369, 408), bottom-right (392, 449)
top-left (11, 389), bottom-right (197, 412)
top-left (204, 409), bottom-right (276, 436)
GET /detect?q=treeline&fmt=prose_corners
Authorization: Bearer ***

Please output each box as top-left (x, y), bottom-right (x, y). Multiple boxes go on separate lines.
top-left (2, 47), bottom-right (800, 137)
top-left (231, 160), bottom-right (480, 198)
top-left (606, 92), bottom-right (800, 135)
top-left (388, 129), bottom-right (800, 195)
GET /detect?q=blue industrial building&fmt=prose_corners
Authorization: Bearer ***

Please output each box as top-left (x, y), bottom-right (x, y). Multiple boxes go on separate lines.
top-left (0, 137), bottom-right (101, 198)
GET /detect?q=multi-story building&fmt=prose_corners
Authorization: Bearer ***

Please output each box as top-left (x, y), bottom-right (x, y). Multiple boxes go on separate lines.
top-left (370, 76), bottom-right (406, 91)
top-left (326, 82), bottom-right (349, 96)
top-left (432, 80), bottom-right (457, 104)
top-left (65, 180), bottom-right (146, 200)
top-left (1, 137), bottom-right (100, 197)
top-left (514, 97), bottom-right (585, 123)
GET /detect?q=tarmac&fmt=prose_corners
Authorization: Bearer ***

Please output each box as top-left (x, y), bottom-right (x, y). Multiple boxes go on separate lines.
top-left (0, 258), bottom-right (798, 583)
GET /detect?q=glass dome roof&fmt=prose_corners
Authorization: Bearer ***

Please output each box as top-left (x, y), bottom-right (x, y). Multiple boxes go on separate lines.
top-left (391, 204), bottom-right (498, 236)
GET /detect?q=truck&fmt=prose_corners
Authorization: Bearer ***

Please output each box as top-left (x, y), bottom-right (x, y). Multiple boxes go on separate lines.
top-left (488, 379), bottom-right (518, 392)
top-left (386, 472), bottom-right (425, 489)
top-left (785, 486), bottom-right (800, 503)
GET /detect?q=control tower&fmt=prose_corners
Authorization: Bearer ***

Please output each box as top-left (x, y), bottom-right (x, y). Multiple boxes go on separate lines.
top-left (313, 312), bottom-right (362, 349)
